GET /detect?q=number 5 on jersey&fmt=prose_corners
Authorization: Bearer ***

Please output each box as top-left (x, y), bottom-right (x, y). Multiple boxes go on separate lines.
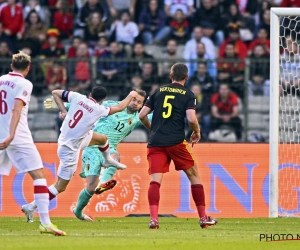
top-left (162, 95), bottom-right (175, 118)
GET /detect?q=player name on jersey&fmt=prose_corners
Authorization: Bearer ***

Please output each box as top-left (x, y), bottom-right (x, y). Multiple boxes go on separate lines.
top-left (159, 87), bottom-right (186, 95)
top-left (0, 80), bottom-right (16, 89)
top-left (78, 101), bottom-right (94, 113)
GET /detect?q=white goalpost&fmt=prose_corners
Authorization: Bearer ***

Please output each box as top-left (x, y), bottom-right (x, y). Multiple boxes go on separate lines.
top-left (270, 8), bottom-right (300, 218)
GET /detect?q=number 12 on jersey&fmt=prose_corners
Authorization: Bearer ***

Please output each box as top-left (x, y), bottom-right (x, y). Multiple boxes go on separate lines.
top-left (162, 95), bottom-right (175, 118)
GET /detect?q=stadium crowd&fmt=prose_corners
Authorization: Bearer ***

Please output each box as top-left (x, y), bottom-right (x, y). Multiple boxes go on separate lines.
top-left (0, 0), bottom-right (298, 141)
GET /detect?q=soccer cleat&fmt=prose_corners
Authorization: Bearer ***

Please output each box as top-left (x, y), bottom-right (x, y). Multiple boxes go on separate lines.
top-left (200, 216), bottom-right (218, 229)
top-left (39, 223), bottom-right (66, 236)
top-left (21, 204), bottom-right (34, 223)
top-left (94, 179), bottom-right (117, 195)
top-left (102, 157), bottom-right (127, 170)
top-left (73, 209), bottom-right (94, 222)
top-left (149, 219), bottom-right (159, 229)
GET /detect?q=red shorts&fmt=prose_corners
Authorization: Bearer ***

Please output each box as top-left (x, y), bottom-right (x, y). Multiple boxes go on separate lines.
top-left (147, 140), bottom-right (196, 174)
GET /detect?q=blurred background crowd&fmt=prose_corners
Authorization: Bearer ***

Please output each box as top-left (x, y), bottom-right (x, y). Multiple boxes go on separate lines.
top-left (0, 0), bottom-right (299, 142)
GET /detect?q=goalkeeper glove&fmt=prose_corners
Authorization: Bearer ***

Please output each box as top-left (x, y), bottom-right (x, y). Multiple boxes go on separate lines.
top-left (43, 96), bottom-right (59, 110)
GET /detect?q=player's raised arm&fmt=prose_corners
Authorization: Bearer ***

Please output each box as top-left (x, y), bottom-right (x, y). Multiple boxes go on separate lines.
top-left (139, 106), bottom-right (152, 130)
top-left (186, 109), bottom-right (201, 147)
top-left (108, 91), bottom-right (137, 115)
top-left (0, 100), bottom-right (24, 149)
top-left (52, 90), bottom-right (68, 119)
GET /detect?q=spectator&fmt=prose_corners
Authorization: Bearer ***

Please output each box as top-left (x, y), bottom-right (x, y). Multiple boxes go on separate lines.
top-left (21, 46), bottom-right (45, 95)
top-left (23, 10), bottom-right (47, 55)
top-left (122, 73), bottom-right (144, 98)
top-left (236, 0), bottom-right (258, 17)
top-left (248, 44), bottom-right (270, 97)
top-left (256, 9), bottom-right (270, 38)
top-left (138, 0), bottom-right (170, 45)
top-left (23, 0), bottom-right (47, 24)
top-left (217, 42), bottom-right (245, 98)
top-left (189, 62), bottom-right (215, 97)
top-left (94, 36), bottom-right (109, 57)
top-left (67, 36), bottom-right (82, 58)
top-left (128, 42), bottom-right (154, 75)
top-left (164, 0), bottom-right (194, 19)
top-left (183, 26), bottom-right (215, 62)
top-left (45, 60), bottom-right (67, 92)
top-left (0, 41), bottom-right (11, 74)
top-left (40, 28), bottom-right (65, 58)
top-left (97, 41), bottom-right (127, 92)
top-left (53, 0), bottom-right (73, 39)
top-left (248, 28), bottom-right (270, 56)
top-left (210, 83), bottom-right (242, 140)
top-left (219, 27), bottom-right (248, 59)
top-left (258, 0), bottom-right (271, 25)
top-left (169, 9), bottom-right (189, 44)
top-left (84, 12), bottom-right (106, 48)
top-left (224, 3), bottom-right (255, 42)
top-left (141, 62), bottom-right (160, 95)
top-left (194, 0), bottom-right (224, 46)
top-left (186, 42), bottom-right (216, 79)
top-left (189, 83), bottom-right (211, 139)
top-left (0, 22), bottom-right (15, 53)
top-left (77, 0), bottom-right (105, 28)
top-left (67, 43), bottom-right (92, 93)
top-left (0, 0), bottom-right (24, 41)
top-left (110, 10), bottom-right (139, 57)
top-left (280, 0), bottom-right (300, 7)
top-left (158, 39), bottom-right (180, 82)
top-left (107, 0), bottom-right (137, 19)
top-left (48, 0), bottom-right (73, 24)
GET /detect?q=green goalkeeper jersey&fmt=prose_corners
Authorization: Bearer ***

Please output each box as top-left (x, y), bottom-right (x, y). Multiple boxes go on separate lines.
top-left (66, 101), bottom-right (151, 149)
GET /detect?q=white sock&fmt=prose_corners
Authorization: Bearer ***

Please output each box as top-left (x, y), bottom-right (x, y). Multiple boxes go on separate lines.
top-left (98, 141), bottom-right (111, 160)
top-left (48, 184), bottom-right (59, 196)
top-left (34, 179), bottom-right (51, 225)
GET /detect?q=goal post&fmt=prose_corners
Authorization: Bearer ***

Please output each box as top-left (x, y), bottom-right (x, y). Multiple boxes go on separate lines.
top-left (270, 8), bottom-right (300, 218)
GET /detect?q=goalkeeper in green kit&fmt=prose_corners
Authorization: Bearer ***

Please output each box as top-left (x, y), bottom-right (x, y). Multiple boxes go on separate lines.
top-left (25, 89), bottom-right (151, 222)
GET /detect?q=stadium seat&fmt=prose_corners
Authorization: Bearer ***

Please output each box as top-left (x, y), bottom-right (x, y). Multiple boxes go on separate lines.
top-left (31, 112), bottom-right (56, 130)
top-left (247, 113), bottom-right (269, 130)
top-left (248, 96), bottom-right (270, 112)
top-left (29, 95), bottom-right (38, 112)
top-left (122, 129), bottom-right (148, 142)
top-left (33, 129), bottom-right (58, 142)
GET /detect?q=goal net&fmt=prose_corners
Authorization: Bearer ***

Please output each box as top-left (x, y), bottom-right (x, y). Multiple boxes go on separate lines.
top-left (270, 8), bottom-right (300, 217)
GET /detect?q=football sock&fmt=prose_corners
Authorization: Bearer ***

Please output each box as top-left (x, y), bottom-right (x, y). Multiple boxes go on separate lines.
top-left (98, 141), bottom-right (111, 160)
top-left (148, 181), bottom-right (160, 220)
top-left (74, 188), bottom-right (93, 218)
top-left (28, 184), bottom-right (59, 210)
top-left (191, 184), bottom-right (207, 219)
top-left (100, 167), bottom-right (117, 183)
top-left (34, 179), bottom-right (51, 225)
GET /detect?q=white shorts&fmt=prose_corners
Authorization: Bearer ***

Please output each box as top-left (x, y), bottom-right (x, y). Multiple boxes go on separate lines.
top-left (0, 143), bottom-right (43, 176)
top-left (57, 131), bottom-right (93, 180)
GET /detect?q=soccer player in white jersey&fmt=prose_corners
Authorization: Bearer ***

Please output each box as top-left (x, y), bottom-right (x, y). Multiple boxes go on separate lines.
top-left (22, 87), bottom-right (137, 220)
top-left (0, 51), bottom-right (66, 236)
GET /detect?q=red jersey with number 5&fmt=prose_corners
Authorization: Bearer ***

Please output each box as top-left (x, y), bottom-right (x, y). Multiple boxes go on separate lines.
top-left (58, 91), bottom-right (110, 150)
top-left (0, 72), bottom-right (33, 145)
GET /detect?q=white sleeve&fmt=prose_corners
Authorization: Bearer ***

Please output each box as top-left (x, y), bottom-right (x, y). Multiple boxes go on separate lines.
top-left (164, 0), bottom-right (171, 5)
top-left (132, 23), bottom-right (139, 37)
top-left (97, 105), bottom-right (111, 118)
top-left (15, 81), bottom-right (32, 106)
top-left (67, 91), bottom-right (82, 103)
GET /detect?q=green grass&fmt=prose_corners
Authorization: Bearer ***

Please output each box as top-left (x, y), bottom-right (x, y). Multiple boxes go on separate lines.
top-left (0, 217), bottom-right (299, 250)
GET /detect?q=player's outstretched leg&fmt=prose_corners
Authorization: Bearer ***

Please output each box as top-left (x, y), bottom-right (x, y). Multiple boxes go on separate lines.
top-left (73, 188), bottom-right (94, 222)
top-left (94, 167), bottom-right (117, 194)
top-left (89, 133), bottom-right (126, 170)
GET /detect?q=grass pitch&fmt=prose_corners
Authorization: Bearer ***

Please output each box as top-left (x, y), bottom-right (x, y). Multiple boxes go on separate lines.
top-left (0, 217), bottom-right (299, 250)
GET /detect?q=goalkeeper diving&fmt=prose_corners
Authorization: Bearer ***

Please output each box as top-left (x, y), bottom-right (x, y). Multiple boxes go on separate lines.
top-left (24, 89), bottom-right (152, 222)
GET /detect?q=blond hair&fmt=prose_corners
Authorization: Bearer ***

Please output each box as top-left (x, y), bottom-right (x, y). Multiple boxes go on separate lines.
top-left (12, 51), bottom-right (31, 70)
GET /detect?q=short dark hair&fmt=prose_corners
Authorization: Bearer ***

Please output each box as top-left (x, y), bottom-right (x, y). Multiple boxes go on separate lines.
top-left (136, 89), bottom-right (147, 100)
top-left (12, 51), bottom-right (31, 71)
top-left (170, 63), bottom-right (188, 81)
top-left (91, 86), bottom-right (107, 102)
